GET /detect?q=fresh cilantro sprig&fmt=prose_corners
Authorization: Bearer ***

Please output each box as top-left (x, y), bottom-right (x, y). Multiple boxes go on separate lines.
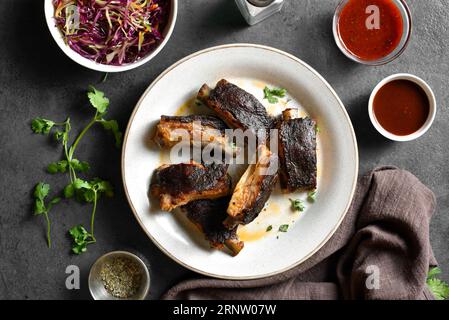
top-left (33, 183), bottom-right (61, 248)
top-left (427, 267), bottom-right (449, 300)
top-left (263, 86), bottom-right (287, 104)
top-left (31, 86), bottom-right (121, 254)
top-left (65, 178), bottom-right (113, 253)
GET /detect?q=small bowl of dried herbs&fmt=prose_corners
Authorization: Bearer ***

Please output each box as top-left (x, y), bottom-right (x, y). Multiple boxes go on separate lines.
top-left (89, 251), bottom-right (150, 300)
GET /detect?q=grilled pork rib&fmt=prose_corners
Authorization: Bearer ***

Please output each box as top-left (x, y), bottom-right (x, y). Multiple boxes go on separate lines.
top-left (278, 108), bottom-right (317, 191)
top-left (150, 162), bottom-right (232, 211)
top-left (224, 145), bottom-right (278, 229)
top-left (153, 115), bottom-right (231, 150)
top-left (182, 197), bottom-right (244, 256)
top-left (197, 79), bottom-right (273, 135)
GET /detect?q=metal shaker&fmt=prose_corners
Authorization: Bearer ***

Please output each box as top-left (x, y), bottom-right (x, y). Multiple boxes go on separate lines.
top-left (235, 0), bottom-right (284, 25)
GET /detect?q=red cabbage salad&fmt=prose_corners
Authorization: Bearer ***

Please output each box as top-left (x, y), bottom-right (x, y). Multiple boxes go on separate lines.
top-left (53, 0), bottom-right (170, 66)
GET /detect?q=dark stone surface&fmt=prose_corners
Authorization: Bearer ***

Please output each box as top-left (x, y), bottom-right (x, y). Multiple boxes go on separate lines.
top-left (0, 0), bottom-right (447, 299)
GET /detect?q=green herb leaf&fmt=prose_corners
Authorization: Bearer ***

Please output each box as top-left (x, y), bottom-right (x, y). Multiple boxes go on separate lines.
top-left (71, 178), bottom-right (113, 203)
top-left (34, 199), bottom-right (46, 215)
top-left (63, 183), bottom-right (75, 199)
top-left (69, 225), bottom-right (95, 255)
top-left (47, 163), bottom-right (59, 174)
top-left (53, 118), bottom-right (71, 145)
top-left (266, 225), bottom-right (273, 232)
top-left (315, 125), bottom-right (320, 134)
top-left (32, 182), bottom-right (60, 248)
top-left (427, 278), bottom-right (449, 300)
top-left (80, 189), bottom-right (96, 203)
top-left (289, 199), bottom-right (305, 212)
top-left (426, 267), bottom-right (449, 300)
top-left (88, 86), bottom-right (109, 115)
top-left (72, 178), bottom-right (94, 202)
top-left (54, 130), bottom-right (64, 141)
top-left (98, 119), bottom-right (123, 148)
top-left (307, 190), bottom-right (317, 203)
top-left (31, 118), bottom-right (55, 134)
top-left (91, 178), bottom-right (114, 197)
top-left (72, 243), bottom-right (87, 255)
top-left (34, 182), bottom-right (50, 201)
top-left (49, 197), bottom-right (61, 206)
top-left (279, 224), bottom-right (289, 232)
top-left (428, 267), bottom-right (442, 280)
top-left (263, 86), bottom-right (287, 104)
top-left (47, 197), bottom-right (61, 213)
top-left (47, 160), bottom-right (69, 174)
top-left (70, 159), bottom-right (90, 173)
top-left (69, 225), bottom-right (89, 244)
top-left (73, 178), bottom-right (91, 190)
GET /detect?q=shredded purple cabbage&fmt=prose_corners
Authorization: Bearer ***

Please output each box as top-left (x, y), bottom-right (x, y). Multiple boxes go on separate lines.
top-left (53, 0), bottom-right (170, 66)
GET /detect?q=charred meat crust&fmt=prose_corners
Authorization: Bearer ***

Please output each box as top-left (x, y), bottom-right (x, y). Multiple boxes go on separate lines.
top-left (153, 115), bottom-right (229, 148)
top-left (224, 146), bottom-right (278, 229)
top-left (150, 162), bottom-right (232, 211)
top-left (198, 79), bottom-right (274, 133)
top-left (160, 115), bottom-right (228, 132)
top-left (278, 116), bottom-right (317, 191)
top-left (181, 197), bottom-right (244, 256)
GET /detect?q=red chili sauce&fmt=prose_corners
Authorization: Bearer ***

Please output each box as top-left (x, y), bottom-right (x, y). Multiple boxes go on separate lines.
top-left (338, 0), bottom-right (404, 61)
top-left (373, 80), bottom-right (430, 136)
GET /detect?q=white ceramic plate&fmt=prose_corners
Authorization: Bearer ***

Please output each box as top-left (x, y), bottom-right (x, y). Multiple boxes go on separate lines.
top-left (122, 44), bottom-right (358, 279)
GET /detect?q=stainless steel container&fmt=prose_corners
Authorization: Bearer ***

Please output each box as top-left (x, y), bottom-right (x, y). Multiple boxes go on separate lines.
top-left (88, 251), bottom-right (150, 300)
top-left (235, 0), bottom-right (284, 25)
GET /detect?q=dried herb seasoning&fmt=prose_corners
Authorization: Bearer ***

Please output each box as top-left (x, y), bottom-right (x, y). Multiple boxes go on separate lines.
top-left (100, 257), bottom-right (142, 298)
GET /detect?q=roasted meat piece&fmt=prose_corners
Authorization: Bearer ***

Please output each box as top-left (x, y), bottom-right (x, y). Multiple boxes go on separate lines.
top-left (182, 197), bottom-right (244, 256)
top-left (278, 108), bottom-right (317, 191)
top-left (153, 115), bottom-right (232, 151)
top-left (197, 79), bottom-right (273, 135)
top-left (150, 162), bottom-right (232, 211)
top-left (224, 145), bottom-right (278, 229)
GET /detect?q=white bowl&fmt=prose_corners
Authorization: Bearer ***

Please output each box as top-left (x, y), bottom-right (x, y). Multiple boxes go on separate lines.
top-left (368, 73), bottom-right (436, 142)
top-left (44, 0), bottom-right (178, 73)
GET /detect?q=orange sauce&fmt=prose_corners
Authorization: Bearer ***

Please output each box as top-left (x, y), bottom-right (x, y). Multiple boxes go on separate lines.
top-left (237, 228), bottom-right (267, 242)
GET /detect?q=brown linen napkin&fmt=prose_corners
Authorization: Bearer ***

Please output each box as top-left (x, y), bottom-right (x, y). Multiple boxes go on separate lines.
top-left (162, 167), bottom-right (437, 300)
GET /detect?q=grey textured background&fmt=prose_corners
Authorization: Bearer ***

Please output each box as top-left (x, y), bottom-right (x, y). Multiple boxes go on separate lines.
top-left (0, 0), bottom-right (448, 299)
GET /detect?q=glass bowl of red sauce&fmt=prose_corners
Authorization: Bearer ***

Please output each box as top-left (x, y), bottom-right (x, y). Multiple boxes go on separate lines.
top-left (368, 74), bottom-right (436, 142)
top-left (333, 0), bottom-right (412, 65)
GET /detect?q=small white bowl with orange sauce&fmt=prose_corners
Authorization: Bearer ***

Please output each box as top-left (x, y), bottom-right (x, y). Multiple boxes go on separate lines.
top-left (368, 74), bottom-right (436, 142)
